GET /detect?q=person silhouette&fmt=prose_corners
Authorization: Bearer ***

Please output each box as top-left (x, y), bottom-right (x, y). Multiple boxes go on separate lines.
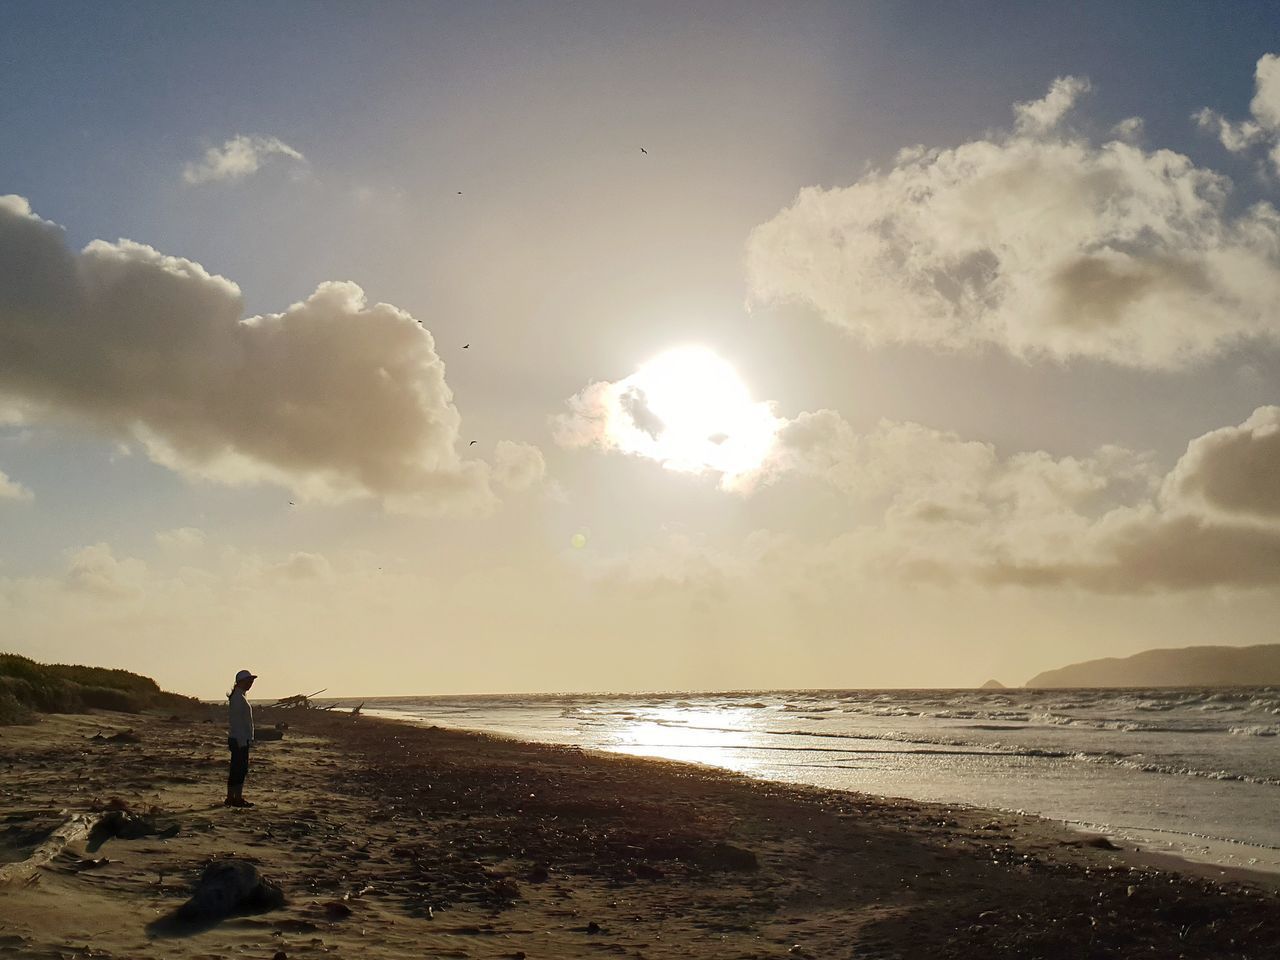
top-left (225, 669), bottom-right (257, 807)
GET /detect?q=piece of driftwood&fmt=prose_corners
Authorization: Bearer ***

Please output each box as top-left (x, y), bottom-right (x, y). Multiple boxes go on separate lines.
top-left (0, 812), bottom-right (103, 885)
top-left (271, 688), bottom-right (327, 709)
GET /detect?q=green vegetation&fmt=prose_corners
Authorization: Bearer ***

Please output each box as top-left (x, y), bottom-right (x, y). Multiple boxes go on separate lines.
top-left (0, 653), bottom-right (198, 724)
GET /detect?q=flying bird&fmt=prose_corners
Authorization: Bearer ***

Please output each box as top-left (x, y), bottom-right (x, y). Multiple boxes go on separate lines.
top-left (463, 343), bottom-right (470, 349)
top-left (469, 440), bottom-right (477, 446)
top-left (640, 147), bottom-right (648, 154)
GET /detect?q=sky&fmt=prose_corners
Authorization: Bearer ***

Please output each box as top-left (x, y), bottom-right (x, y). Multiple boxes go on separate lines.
top-left (2, 1), bottom-right (1280, 699)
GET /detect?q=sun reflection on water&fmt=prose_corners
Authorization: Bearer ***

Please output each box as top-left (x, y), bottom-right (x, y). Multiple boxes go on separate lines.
top-left (598, 708), bottom-right (765, 772)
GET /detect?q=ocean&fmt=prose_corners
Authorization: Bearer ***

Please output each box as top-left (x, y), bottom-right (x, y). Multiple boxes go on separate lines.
top-left (356, 687), bottom-right (1280, 876)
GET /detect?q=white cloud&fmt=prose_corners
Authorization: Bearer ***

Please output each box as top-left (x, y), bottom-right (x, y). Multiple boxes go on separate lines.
top-left (0, 467), bottom-right (32, 502)
top-left (1111, 117), bottom-right (1144, 142)
top-left (0, 196), bottom-right (540, 513)
top-left (1196, 53), bottom-right (1280, 176)
top-left (747, 76), bottom-right (1280, 369)
top-left (1193, 108), bottom-right (1264, 154)
top-left (1014, 76), bottom-right (1091, 134)
top-left (155, 526), bottom-right (206, 548)
top-left (742, 406), bottom-right (1280, 594)
top-left (182, 134), bottom-right (307, 185)
top-left (1162, 405), bottom-right (1280, 519)
top-left (492, 440), bottom-right (546, 492)
top-left (64, 543), bottom-right (145, 599)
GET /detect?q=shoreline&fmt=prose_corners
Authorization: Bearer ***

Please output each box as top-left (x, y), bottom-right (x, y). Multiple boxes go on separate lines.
top-left (3, 706), bottom-right (1280, 958)
top-left (364, 705), bottom-right (1280, 890)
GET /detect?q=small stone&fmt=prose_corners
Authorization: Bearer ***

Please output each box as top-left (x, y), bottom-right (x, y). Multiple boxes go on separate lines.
top-left (586, 921), bottom-right (601, 934)
top-left (323, 900), bottom-right (352, 918)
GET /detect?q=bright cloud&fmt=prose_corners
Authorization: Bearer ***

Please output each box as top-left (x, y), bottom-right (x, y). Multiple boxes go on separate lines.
top-left (182, 134), bottom-right (307, 185)
top-left (0, 195), bottom-right (541, 513)
top-left (747, 76), bottom-right (1280, 369)
top-left (554, 347), bottom-right (783, 489)
top-left (0, 467), bottom-right (32, 502)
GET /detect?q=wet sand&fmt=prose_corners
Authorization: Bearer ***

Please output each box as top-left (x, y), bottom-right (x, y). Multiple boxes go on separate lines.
top-left (2, 706), bottom-right (1278, 959)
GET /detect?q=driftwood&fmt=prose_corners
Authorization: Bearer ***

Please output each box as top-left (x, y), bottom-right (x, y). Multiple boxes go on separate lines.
top-left (271, 688), bottom-right (327, 709)
top-left (0, 812), bottom-right (103, 885)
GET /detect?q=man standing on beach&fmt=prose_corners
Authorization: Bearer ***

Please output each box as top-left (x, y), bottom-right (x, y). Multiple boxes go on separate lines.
top-left (226, 669), bottom-right (256, 808)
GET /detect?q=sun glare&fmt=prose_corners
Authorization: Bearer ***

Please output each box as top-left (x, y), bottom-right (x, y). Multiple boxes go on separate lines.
top-left (608, 346), bottom-right (781, 484)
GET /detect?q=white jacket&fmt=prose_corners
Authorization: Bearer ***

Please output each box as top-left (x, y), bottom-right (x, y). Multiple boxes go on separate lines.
top-left (229, 689), bottom-right (254, 747)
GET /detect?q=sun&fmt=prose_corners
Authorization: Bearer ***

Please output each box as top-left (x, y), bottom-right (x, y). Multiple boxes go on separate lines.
top-left (606, 346), bottom-right (781, 484)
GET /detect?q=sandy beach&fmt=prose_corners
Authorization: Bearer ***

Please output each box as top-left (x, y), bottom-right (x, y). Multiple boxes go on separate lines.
top-left (2, 706), bottom-right (1279, 960)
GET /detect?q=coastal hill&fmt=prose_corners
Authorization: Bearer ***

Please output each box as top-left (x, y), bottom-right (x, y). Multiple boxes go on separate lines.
top-left (1025, 643), bottom-right (1280, 688)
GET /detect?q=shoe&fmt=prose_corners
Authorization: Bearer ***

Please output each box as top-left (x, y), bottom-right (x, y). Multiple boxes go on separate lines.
top-left (223, 797), bottom-right (235, 807)
top-left (229, 798), bottom-right (255, 808)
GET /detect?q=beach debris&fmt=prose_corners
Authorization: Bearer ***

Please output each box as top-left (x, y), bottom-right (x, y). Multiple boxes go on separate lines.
top-left (177, 859), bottom-right (286, 922)
top-left (272, 689), bottom-right (328, 709)
top-left (88, 730), bottom-right (141, 744)
top-left (272, 952), bottom-right (288, 960)
top-left (585, 921), bottom-right (601, 934)
top-left (90, 808), bottom-right (177, 843)
top-left (0, 812), bottom-right (102, 885)
top-left (71, 857), bottom-right (113, 871)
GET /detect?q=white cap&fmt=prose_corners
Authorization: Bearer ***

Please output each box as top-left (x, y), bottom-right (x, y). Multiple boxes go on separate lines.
top-left (235, 669), bottom-right (257, 683)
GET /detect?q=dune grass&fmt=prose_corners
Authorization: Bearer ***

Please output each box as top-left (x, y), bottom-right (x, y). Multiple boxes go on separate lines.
top-left (0, 653), bottom-right (197, 724)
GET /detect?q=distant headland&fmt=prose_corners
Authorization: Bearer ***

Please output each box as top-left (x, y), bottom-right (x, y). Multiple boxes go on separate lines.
top-left (1025, 643), bottom-right (1280, 688)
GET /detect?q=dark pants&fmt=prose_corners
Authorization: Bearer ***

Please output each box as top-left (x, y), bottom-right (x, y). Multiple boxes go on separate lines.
top-left (228, 738), bottom-right (250, 789)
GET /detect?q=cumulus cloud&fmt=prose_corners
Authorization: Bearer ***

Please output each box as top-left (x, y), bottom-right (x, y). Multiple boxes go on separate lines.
top-left (1014, 76), bottom-right (1091, 133)
top-left (0, 467), bottom-right (32, 501)
top-left (0, 196), bottom-right (537, 513)
top-left (1196, 54), bottom-right (1280, 174)
top-left (744, 405), bottom-right (1280, 594)
top-left (64, 543), bottom-right (145, 599)
top-left (747, 75), bottom-right (1280, 368)
top-left (1162, 405), bottom-right (1280, 519)
top-left (182, 134), bottom-right (307, 185)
